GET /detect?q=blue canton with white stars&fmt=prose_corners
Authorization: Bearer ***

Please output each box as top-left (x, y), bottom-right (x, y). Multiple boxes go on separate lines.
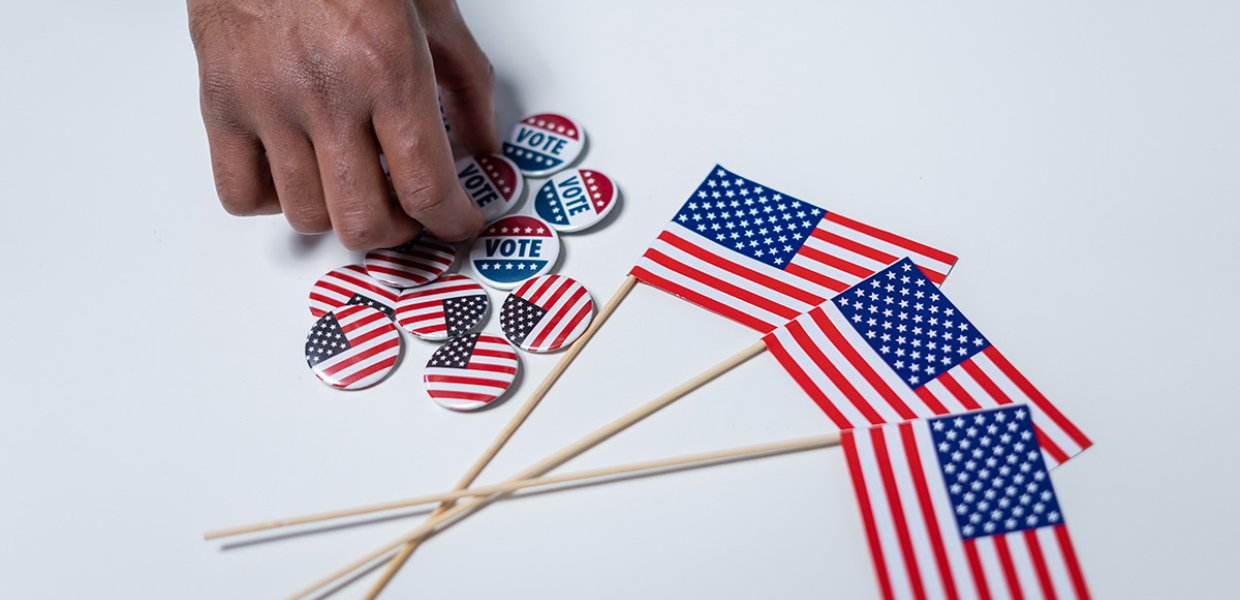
top-left (833, 258), bottom-right (988, 389)
top-left (673, 165), bottom-right (825, 269)
top-left (929, 405), bottom-right (1063, 540)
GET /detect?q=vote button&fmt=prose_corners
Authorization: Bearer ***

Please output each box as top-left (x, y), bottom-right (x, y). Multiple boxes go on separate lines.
top-left (469, 215), bottom-right (561, 290)
top-left (455, 154), bottom-right (523, 224)
top-left (501, 113), bottom-right (586, 177)
top-left (534, 169), bottom-right (618, 233)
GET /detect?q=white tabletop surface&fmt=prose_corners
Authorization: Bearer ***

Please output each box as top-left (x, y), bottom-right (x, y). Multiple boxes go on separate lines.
top-left (2, 1), bottom-right (1237, 598)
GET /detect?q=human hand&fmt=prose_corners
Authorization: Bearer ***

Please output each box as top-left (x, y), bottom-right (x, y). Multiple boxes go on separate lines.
top-left (188, 0), bottom-right (495, 249)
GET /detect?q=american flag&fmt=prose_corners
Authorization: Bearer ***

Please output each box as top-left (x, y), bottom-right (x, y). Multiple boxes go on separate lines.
top-left (423, 332), bottom-right (520, 411)
top-left (500, 274), bottom-right (595, 353)
top-left (363, 235), bottom-right (456, 289)
top-left (842, 405), bottom-right (1091, 600)
top-left (395, 274), bottom-right (490, 341)
top-left (308, 265), bottom-right (399, 320)
top-left (763, 258), bottom-right (1091, 467)
top-left (305, 305), bottom-right (403, 390)
top-left (630, 166), bottom-right (957, 333)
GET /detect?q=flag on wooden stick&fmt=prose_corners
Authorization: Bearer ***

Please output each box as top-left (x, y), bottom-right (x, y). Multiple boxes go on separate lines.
top-left (630, 165), bottom-right (958, 332)
top-left (842, 405), bottom-right (1091, 599)
top-left (763, 257), bottom-right (1091, 467)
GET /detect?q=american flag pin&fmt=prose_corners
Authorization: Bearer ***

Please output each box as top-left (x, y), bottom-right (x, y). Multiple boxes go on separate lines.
top-left (534, 168), bottom-right (619, 233)
top-left (500, 274), bottom-right (595, 353)
top-left (423, 332), bottom-right (520, 411)
top-left (501, 113), bottom-right (586, 177)
top-left (395, 274), bottom-right (490, 341)
top-left (455, 154), bottom-right (524, 224)
top-left (308, 264), bottom-right (399, 321)
top-left (469, 215), bottom-right (560, 290)
top-left (363, 235), bottom-right (456, 289)
top-left (305, 305), bottom-right (403, 390)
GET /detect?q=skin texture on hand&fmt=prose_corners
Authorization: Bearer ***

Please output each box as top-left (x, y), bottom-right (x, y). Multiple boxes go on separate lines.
top-left (188, 0), bottom-right (497, 249)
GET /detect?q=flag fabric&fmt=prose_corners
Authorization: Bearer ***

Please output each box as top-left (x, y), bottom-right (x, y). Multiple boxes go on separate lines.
top-left (394, 274), bottom-right (490, 341)
top-left (630, 165), bottom-right (958, 333)
top-left (763, 258), bottom-right (1090, 467)
top-left (304, 304), bottom-right (402, 390)
top-left (423, 332), bottom-right (520, 411)
top-left (308, 265), bottom-right (399, 320)
top-left (363, 236), bottom-right (456, 289)
top-left (500, 274), bottom-right (595, 352)
top-left (842, 405), bottom-right (1091, 600)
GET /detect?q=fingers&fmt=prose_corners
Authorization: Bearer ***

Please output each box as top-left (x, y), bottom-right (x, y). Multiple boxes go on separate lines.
top-left (372, 27), bottom-right (484, 243)
top-left (313, 124), bottom-right (422, 251)
top-left (416, 0), bottom-right (498, 154)
top-left (204, 125), bottom-right (280, 216)
top-left (263, 130), bottom-right (330, 234)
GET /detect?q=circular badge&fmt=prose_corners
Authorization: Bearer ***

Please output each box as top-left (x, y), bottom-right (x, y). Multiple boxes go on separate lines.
top-left (395, 274), bottom-right (490, 341)
top-left (455, 154), bottom-right (523, 223)
top-left (423, 332), bottom-right (519, 411)
top-left (534, 169), bottom-right (618, 233)
top-left (309, 265), bottom-right (399, 320)
top-left (364, 236), bottom-right (456, 289)
top-left (501, 113), bottom-right (586, 177)
top-left (305, 305), bottom-right (402, 390)
top-left (469, 215), bottom-right (560, 290)
top-left (500, 274), bottom-right (595, 353)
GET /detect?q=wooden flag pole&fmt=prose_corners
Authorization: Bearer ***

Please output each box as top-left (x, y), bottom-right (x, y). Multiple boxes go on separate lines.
top-left (205, 431), bottom-right (840, 541)
top-left (361, 275), bottom-right (638, 599)
top-left (286, 339), bottom-right (770, 600)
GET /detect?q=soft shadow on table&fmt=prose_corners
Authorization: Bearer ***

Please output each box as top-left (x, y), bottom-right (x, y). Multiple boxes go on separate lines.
top-left (285, 230), bottom-right (330, 258)
top-left (310, 557), bottom-right (391, 600)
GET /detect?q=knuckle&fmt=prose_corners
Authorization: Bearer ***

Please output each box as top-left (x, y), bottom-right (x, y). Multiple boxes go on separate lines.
top-left (334, 218), bottom-right (381, 251)
top-left (217, 187), bottom-right (268, 216)
top-left (285, 207), bottom-right (331, 234)
top-left (394, 177), bottom-right (446, 215)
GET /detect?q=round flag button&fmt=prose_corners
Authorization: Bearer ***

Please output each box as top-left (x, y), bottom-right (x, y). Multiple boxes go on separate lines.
top-left (500, 274), bottom-right (595, 353)
top-left (364, 236), bottom-right (456, 289)
top-left (534, 169), bottom-right (618, 233)
top-left (469, 215), bottom-right (560, 290)
top-left (455, 154), bottom-right (523, 223)
top-left (395, 274), bottom-right (490, 341)
top-left (423, 332), bottom-right (519, 411)
top-left (305, 304), bottom-right (403, 390)
top-left (501, 113), bottom-right (586, 177)
top-left (309, 265), bottom-right (399, 320)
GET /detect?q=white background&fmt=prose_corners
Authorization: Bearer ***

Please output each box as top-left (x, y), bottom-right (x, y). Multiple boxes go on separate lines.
top-left (2, 1), bottom-right (1237, 598)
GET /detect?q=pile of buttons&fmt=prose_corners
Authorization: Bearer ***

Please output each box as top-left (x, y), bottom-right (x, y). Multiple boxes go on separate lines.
top-left (303, 113), bottom-right (619, 412)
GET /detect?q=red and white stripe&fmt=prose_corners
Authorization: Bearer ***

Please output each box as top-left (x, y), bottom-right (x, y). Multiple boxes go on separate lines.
top-left (423, 333), bottom-right (519, 411)
top-left (630, 213), bottom-right (956, 332)
top-left (395, 274), bottom-right (489, 340)
top-left (506, 274), bottom-right (595, 353)
top-left (308, 265), bottom-right (399, 318)
top-left (364, 237), bottom-right (456, 289)
top-left (308, 305), bottom-right (402, 390)
top-left (764, 306), bottom-right (1091, 468)
top-left (842, 420), bottom-right (1091, 600)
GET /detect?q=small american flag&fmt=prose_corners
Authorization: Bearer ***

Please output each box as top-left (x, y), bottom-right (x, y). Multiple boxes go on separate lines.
top-left (763, 258), bottom-right (1090, 467)
top-left (423, 333), bottom-right (519, 411)
top-left (364, 236), bottom-right (456, 289)
top-left (630, 165), bottom-right (957, 332)
top-left (842, 405), bottom-right (1091, 600)
top-left (395, 274), bottom-right (490, 341)
top-left (305, 305), bottom-right (403, 390)
top-left (308, 265), bottom-right (399, 320)
top-left (500, 274), bottom-right (594, 353)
